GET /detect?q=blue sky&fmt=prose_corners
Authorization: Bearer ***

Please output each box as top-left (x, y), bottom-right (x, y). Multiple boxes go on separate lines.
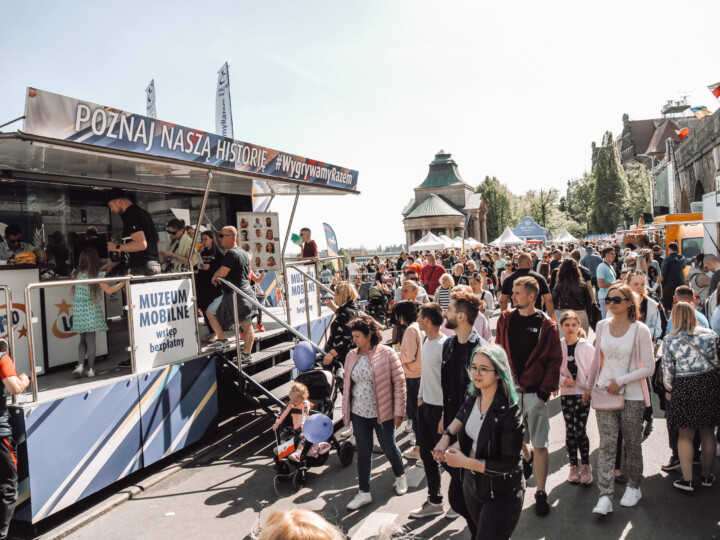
top-left (2, 1), bottom-right (719, 250)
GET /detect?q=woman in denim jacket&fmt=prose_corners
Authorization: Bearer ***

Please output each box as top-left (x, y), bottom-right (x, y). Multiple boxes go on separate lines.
top-left (662, 302), bottom-right (720, 492)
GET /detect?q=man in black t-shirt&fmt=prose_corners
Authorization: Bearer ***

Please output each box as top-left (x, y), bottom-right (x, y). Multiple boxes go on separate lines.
top-left (206, 227), bottom-right (257, 362)
top-left (499, 252), bottom-right (554, 318)
top-left (103, 189), bottom-right (160, 276)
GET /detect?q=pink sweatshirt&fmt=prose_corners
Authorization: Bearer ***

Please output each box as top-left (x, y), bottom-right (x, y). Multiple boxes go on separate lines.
top-left (276, 400), bottom-right (313, 430)
top-left (400, 322), bottom-right (423, 379)
top-left (559, 338), bottom-right (595, 395)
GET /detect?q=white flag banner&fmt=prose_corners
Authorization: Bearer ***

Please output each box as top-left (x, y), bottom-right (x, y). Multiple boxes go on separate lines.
top-left (215, 62), bottom-right (234, 138)
top-left (146, 79), bottom-right (157, 119)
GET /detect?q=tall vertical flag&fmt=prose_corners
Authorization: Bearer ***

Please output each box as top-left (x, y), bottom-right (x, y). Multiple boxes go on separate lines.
top-left (708, 82), bottom-right (720, 100)
top-left (461, 213), bottom-right (471, 253)
top-left (146, 79), bottom-right (157, 119)
top-left (216, 62), bottom-right (234, 138)
top-left (323, 223), bottom-right (339, 257)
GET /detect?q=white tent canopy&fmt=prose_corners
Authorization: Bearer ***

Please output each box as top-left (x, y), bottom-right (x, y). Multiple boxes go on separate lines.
top-left (555, 228), bottom-right (579, 243)
top-left (438, 234), bottom-right (461, 248)
top-left (409, 232), bottom-right (448, 252)
top-left (466, 237), bottom-right (481, 247)
top-left (492, 227), bottom-right (525, 247)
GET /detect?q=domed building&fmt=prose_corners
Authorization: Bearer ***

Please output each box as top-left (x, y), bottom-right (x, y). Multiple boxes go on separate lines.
top-left (402, 150), bottom-right (487, 247)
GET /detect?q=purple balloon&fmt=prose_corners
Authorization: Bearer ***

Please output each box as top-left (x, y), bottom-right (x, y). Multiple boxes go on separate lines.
top-left (303, 413), bottom-right (333, 444)
top-left (293, 341), bottom-right (315, 372)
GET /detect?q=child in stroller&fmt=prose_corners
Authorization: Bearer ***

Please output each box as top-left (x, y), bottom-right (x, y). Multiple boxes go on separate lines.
top-left (273, 381), bottom-right (330, 461)
top-left (366, 285), bottom-right (389, 325)
top-left (272, 363), bottom-right (354, 488)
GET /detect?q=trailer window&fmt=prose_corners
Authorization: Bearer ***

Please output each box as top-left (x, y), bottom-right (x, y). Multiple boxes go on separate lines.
top-left (681, 237), bottom-right (703, 262)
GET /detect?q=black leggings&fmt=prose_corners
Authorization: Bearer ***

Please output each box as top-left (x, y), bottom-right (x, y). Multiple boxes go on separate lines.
top-left (561, 395), bottom-right (590, 466)
top-left (462, 474), bottom-right (524, 540)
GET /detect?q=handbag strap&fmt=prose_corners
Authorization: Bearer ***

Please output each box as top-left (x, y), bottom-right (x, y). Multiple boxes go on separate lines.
top-left (677, 335), bottom-right (719, 369)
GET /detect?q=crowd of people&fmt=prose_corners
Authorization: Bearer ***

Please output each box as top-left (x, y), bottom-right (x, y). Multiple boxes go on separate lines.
top-left (289, 238), bottom-right (720, 540)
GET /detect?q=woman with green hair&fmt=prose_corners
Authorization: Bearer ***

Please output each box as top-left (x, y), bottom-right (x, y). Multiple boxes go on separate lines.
top-left (433, 344), bottom-right (525, 540)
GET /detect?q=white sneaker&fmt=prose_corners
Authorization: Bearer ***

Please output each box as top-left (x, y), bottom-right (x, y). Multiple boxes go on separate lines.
top-left (72, 364), bottom-right (83, 377)
top-left (394, 474), bottom-right (408, 495)
top-left (86, 369), bottom-right (95, 378)
top-left (592, 495), bottom-right (613, 515)
top-left (620, 486), bottom-right (641, 507)
top-left (445, 509), bottom-right (460, 519)
top-left (410, 434), bottom-right (417, 446)
top-left (348, 435), bottom-right (356, 447)
top-left (404, 421), bottom-right (413, 433)
top-left (403, 447), bottom-right (421, 460)
top-left (347, 491), bottom-right (372, 511)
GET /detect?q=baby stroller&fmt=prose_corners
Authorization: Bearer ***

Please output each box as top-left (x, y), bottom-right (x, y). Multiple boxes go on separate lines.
top-left (366, 285), bottom-right (389, 325)
top-left (273, 363), bottom-right (354, 490)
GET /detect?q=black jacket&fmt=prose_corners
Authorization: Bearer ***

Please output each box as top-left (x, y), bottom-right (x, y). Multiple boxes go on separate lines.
top-left (456, 389), bottom-right (525, 500)
top-left (325, 300), bottom-right (359, 363)
top-left (441, 329), bottom-right (485, 427)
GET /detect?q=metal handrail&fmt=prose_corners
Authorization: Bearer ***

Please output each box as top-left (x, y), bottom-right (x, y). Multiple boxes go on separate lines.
top-left (289, 265), bottom-right (334, 296)
top-left (0, 286), bottom-right (16, 404)
top-left (217, 278), bottom-right (325, 355)
top-left (23, 272), bottom-right (199, 402)
top-left (283, 255), bottom-right (338, 267)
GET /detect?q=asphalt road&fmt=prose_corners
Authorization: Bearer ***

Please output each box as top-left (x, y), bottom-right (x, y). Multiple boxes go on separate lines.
top-left (46, 315), bottom-right (720, 539)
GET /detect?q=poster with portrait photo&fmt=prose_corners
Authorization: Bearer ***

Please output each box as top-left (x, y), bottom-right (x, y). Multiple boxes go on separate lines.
top-left (236, 212), bottom-right (280, 272)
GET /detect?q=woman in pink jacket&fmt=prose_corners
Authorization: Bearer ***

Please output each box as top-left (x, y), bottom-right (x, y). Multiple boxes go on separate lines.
top-left (558, 311), bottom-right (594, 486)
top-left (343, 315), bottom-right (407, 511)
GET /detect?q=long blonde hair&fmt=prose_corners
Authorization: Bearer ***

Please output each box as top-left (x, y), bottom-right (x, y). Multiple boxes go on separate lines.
top-left (256, 509), bottom-right (344, 540)
top-left (606, 283), bottom-right (640, 322)
top-left (670, 302), bottom-right (698, 335)
top-left (334, 282), bottom-right (358, 305)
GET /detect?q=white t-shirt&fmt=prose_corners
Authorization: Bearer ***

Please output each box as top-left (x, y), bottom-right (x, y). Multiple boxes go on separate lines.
top-left (347, 262), bottom-right (359, 277)
top-left (418, 334), bottom-right (447, 406)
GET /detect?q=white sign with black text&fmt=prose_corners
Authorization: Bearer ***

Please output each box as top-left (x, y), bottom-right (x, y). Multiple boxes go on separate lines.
top-left (287, 264), bottom-right (318, 327)
top-left (130, 278), bottom-right (198, 372)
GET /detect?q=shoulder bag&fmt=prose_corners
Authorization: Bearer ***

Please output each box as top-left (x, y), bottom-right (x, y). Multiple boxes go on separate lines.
top-left (591, 324), bottom-right (637, 411)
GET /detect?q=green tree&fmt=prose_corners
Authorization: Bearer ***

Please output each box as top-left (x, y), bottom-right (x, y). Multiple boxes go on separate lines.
top-left (475, 176), bottom-right (513, 241)
top-left (624, 162), bottom-right (651, 224)
top-left (338, 247), bottom-right (350, 265)
top-left (567, 172), bottom-right (596, 235)
top-left (525, 188), bottom-right (560, 228)
top-left (593, 131), bottom-right (629, 233)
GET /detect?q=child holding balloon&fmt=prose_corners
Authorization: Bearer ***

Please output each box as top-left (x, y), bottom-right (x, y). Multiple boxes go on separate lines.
top-left (273, 381), bottom-right (330, 461)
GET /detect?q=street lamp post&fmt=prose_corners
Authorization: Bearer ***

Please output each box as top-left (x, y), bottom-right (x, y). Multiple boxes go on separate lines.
top-left (636, 153), bottom-right (656, 219)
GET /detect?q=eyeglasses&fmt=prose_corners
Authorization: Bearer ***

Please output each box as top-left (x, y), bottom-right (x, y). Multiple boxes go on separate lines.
top-left (470, 366), bottom-right (496, 375)
top-left (166, 229), bottom-right (179, 235)
top-left (217, 233), bottom-right (234, 238)
top-left (604, 296), bottom-right (626, 305)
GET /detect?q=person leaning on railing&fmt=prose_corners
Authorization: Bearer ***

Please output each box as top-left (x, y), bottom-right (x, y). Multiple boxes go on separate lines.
top-left (323, 282), bottom-right (360, 378)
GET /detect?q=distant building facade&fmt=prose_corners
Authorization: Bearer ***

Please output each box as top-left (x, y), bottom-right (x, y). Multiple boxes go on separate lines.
top-left (402, 150), bottom-right (487, 248)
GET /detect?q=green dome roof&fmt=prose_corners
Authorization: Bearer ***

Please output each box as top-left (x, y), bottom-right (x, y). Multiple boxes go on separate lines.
top-left (417, 150), bottom-right (466, 189)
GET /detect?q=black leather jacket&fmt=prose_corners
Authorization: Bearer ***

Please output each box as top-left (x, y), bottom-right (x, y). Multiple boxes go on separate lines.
top-left (456, 389), bottom-right (525, 500)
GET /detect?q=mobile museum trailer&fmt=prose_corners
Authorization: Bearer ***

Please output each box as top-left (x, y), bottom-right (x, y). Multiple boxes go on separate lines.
top-left (0, 88), bottom-right (358, 524)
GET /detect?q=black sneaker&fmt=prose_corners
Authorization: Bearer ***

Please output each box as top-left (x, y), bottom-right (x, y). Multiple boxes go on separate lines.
top-left (701, 474), bottom-right (715, 487)
top-left (207, 339), bottom-right (229, 350)
top-left (522, 450), bottom-right (534, 480)
top-left (673, 478), bottom-right (694, 492)
top-left (118, 359), bottom-right (131, 368)
top-left (661, 457), bottom-right (681, 472)
top-left (535, 490), bottom-right (550, 516)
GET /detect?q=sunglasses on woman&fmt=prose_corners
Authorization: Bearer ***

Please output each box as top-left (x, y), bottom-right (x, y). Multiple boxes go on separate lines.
top-left (604, 295), bottom-right (625, 305)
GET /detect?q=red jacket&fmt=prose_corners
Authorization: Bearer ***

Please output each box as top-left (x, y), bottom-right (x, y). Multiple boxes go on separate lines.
top-left (495, 309), bottom-right (562, 400)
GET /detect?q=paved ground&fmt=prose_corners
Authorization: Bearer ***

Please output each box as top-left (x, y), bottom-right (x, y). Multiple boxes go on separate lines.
top-left (37, 315), bottom-right (720, 539)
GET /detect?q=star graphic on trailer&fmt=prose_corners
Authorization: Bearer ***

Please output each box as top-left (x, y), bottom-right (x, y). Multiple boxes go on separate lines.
top-left (17, 326), bottom-right (27, 339)
top-left (55, 299), bottom-right (72, 316)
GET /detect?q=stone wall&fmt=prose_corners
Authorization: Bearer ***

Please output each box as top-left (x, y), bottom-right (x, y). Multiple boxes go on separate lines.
top-left (676, 110), bottom-right (720, 209)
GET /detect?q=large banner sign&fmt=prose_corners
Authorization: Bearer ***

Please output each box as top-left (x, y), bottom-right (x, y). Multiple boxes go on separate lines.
top-left (130, 278), bottom-right (198, 372)
top-left (23, 88), bottom-right (359, 191)
top-left (286, 264), bottom-right (318, 327)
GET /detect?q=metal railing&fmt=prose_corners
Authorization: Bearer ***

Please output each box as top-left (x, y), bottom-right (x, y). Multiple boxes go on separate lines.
top-left (217, 277), bottom-right (325, 362)
top-left (23, 271), bottom-right (199, 402)
top-left (0, 286), bottom-right (16, 404)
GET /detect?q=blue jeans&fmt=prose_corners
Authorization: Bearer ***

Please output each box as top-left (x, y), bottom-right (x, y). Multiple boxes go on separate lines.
top-left (351, 413), bottom-right (405, 492)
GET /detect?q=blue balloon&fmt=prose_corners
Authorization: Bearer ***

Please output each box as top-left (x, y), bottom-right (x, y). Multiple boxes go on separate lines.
top-left (303, 413), bottom-right (333, 444)
top-left (293, 341), bottom-right (316, 372)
